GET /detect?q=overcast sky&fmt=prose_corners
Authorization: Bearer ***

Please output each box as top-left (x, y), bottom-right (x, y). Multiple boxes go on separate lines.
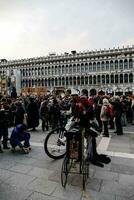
top-left (0, 0), bottom-right (134, 60)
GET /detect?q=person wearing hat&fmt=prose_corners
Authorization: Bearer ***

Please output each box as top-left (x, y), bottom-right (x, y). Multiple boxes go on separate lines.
top-left (100, 98), bottom-right (110, 137)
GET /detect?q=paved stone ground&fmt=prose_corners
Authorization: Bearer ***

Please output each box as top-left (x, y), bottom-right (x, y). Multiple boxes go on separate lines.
top-left (0, 124), bottom-right (134, 200)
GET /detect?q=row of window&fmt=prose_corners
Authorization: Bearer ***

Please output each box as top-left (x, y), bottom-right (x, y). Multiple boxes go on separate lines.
top-left (22, 73), bottom-right (133, 87)
top-left (21, 59), bottom-right (133, 77)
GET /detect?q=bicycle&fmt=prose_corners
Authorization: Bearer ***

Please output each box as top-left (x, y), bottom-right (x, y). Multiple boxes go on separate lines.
top-left (44, 126), bottom-right (67, 159)
top-left (44, 118), bottom-right (100, 160)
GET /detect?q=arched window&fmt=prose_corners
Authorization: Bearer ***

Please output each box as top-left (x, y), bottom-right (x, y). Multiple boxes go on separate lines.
top-left (115, 74), bottom-right (118, 83)
top-left (106, 61), bottom-right (109, 71)
top-left (93, 75), bottom-right (96, 84)
top-left (62, 77), bottom-right (65, 86)
top-left (45, 67), bottom-right (48, 75)
top-left (111, 74), bottom-right (114, 83)
top-left (102, 75), bottom-right (105, 84)
top-left (89, 76), bottom-right (92, 84)
top-left (59, 77), bottom-right (61, 86)
top-left (97, 62), bottom-right (100, 71)
top-left (97, 75), bottom-right (100, 84)
top-left (129, 59), bottom-right (133, 69)
top-left (129, 73), bottom-right (133, 83)
top-left (119, 60), bottom-right (123, 70)
top-left (66, 77), bottom-right (68, 86)
top-left (73, 64), bottom-right (76, 73)
top-left (41, 67), bottom-right (44, 75)
top-left (29, 80), bottom-right (31, 87)
top-left (106, 74), bottom-right (109, 84)
top-left (48, 78), bottom-right (51, 87)
top-left (77, 64), bottom-right (80, 73)
top-left (89, 63), bottom-right (92, 72)
top-left (48, 67), bottom-right (51, 75)
top-left (69, 77), bottom-right (72, 86)
top-left (77, 76), bottom-right (80, 85)
top-left (85, 76), bottom-right (88, 85)
top-left (55, 78), bottom-right (58, 86)
top-left (124, 59), bottom-right (128, 70)
top-left (58, 65), bottom-right (61, 75)
top-left (81, 76), bottom-right (84, 85)
top-left (52, 78), bottom-right (54, 86)
top-left (85, 63), bottom-right (88, 72)
top-left (124, 74), bottom-right (128, 83)
top-left (41, 79), bottom-right (44, 86)
top-left (44, 79), bottom-right (47, 87)
top-left (62, 65), bottom-right (65, 74)
top-left (38, 79), bottom-right (41, 86)
top-left (110, 61), bottom-right (114, 71)
top-left (66, 65), bottom-right (69, 74)
top-left (120, 74), bottom-right (123, 83)
top-left (34, 79), bottom-right (37, 86)
top-left (93, 62), bottom-right (96, 72)
top-left (115, 60), bottom-right (118, 70)
top-left (38, 68), bottom-right (41, 76)
top-left (73, 76), bottom-right (76, 85)
top-left (32, 79), bottom-right (34, 87)
top-left (101, 62), bottom-right (105, 71)
top-left (52, 66), bottom-right (54, 75)
top-left (26, 79), bottom-right (28, 87)
top-left (81, 63), bottom-right (84, 73)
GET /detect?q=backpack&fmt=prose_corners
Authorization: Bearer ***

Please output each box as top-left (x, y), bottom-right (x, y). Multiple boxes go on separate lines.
top-left (106, 105), bottom-right (114, 119)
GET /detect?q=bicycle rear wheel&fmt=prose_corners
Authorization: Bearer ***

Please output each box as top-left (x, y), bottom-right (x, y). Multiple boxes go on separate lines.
top-left (44, 127), bottom-right (66, 159)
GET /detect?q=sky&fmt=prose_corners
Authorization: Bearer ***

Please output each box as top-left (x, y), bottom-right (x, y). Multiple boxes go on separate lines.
top-left (0, 0), bottom-right (134, 60)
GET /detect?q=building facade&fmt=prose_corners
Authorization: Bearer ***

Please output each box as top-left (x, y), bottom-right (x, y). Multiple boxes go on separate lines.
top-left (0, 46), bottom-right (134, 96)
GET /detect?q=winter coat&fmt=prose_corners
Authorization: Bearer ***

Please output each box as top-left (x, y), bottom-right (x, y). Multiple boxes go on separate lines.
top-left (27, 101), bottom-right (39, 128)
top-left (100, 105), bottom-right (109, 121)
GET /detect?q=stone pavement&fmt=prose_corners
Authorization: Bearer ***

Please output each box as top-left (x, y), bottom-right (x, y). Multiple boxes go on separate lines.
top-left (0, 124), bottom-right (134, 200)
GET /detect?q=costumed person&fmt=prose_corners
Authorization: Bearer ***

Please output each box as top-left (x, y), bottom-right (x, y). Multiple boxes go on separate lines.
top-left (71, 95), bottom-right (111, 167)
top-left (10, 124), bottom-right (31, 154)
top-left (27, 96), bottom-right (39, 131)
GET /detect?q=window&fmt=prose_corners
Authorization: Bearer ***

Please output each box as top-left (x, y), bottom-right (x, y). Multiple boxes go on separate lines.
top-left (119, 60), bottom-right (123, 70)
top-left (124, 59), bottom-right (128, 69)
top-left (97, 75), bottom-right (100, 84)
top-left (77, 64), bottom-right (80, 73)
top-left (85, 63), bottom-right (88, 72)
top-left (89, 76), bottom-right (92, 84)
top-left (97, 62), bottom-right (100, 72)
top-left (101, 62), bottom-right (105, 71)
top-left (115, 60), bottom-right (118, 70)
top-left (93, 76), bottom-right (96, 84)
top-left (124, 74), bottom-right (128, 83)
top-left (93, 62), bottom-right (96, 72)
top-left (89, 63), bottom-right (92, 72)
top-left (129, 73), bottom-right (133, 83)
top-left (106, 61), bottom-right (109, 71)
top-left (120, 74), bottom-right (123, 83)
top-left (111, 74), bottom-right (114, 83)
top-left (115, 74), bottom-right (118, 83)
top-left (129, 59), bottom-right (133, 69)
top-left (81, 63), bottom-right (84, 73)
top-left (106, 74), bottom-right (109, 84)
top-left (110, 61), bottom-right (114, 71)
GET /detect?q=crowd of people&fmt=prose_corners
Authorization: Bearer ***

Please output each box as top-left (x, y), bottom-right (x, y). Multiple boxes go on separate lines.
top-left (0, 91), bottom-right (134, 157)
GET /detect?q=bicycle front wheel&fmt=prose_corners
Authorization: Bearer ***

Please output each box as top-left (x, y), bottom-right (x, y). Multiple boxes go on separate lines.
top-left (44, 127), bottom-right (67, 159)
